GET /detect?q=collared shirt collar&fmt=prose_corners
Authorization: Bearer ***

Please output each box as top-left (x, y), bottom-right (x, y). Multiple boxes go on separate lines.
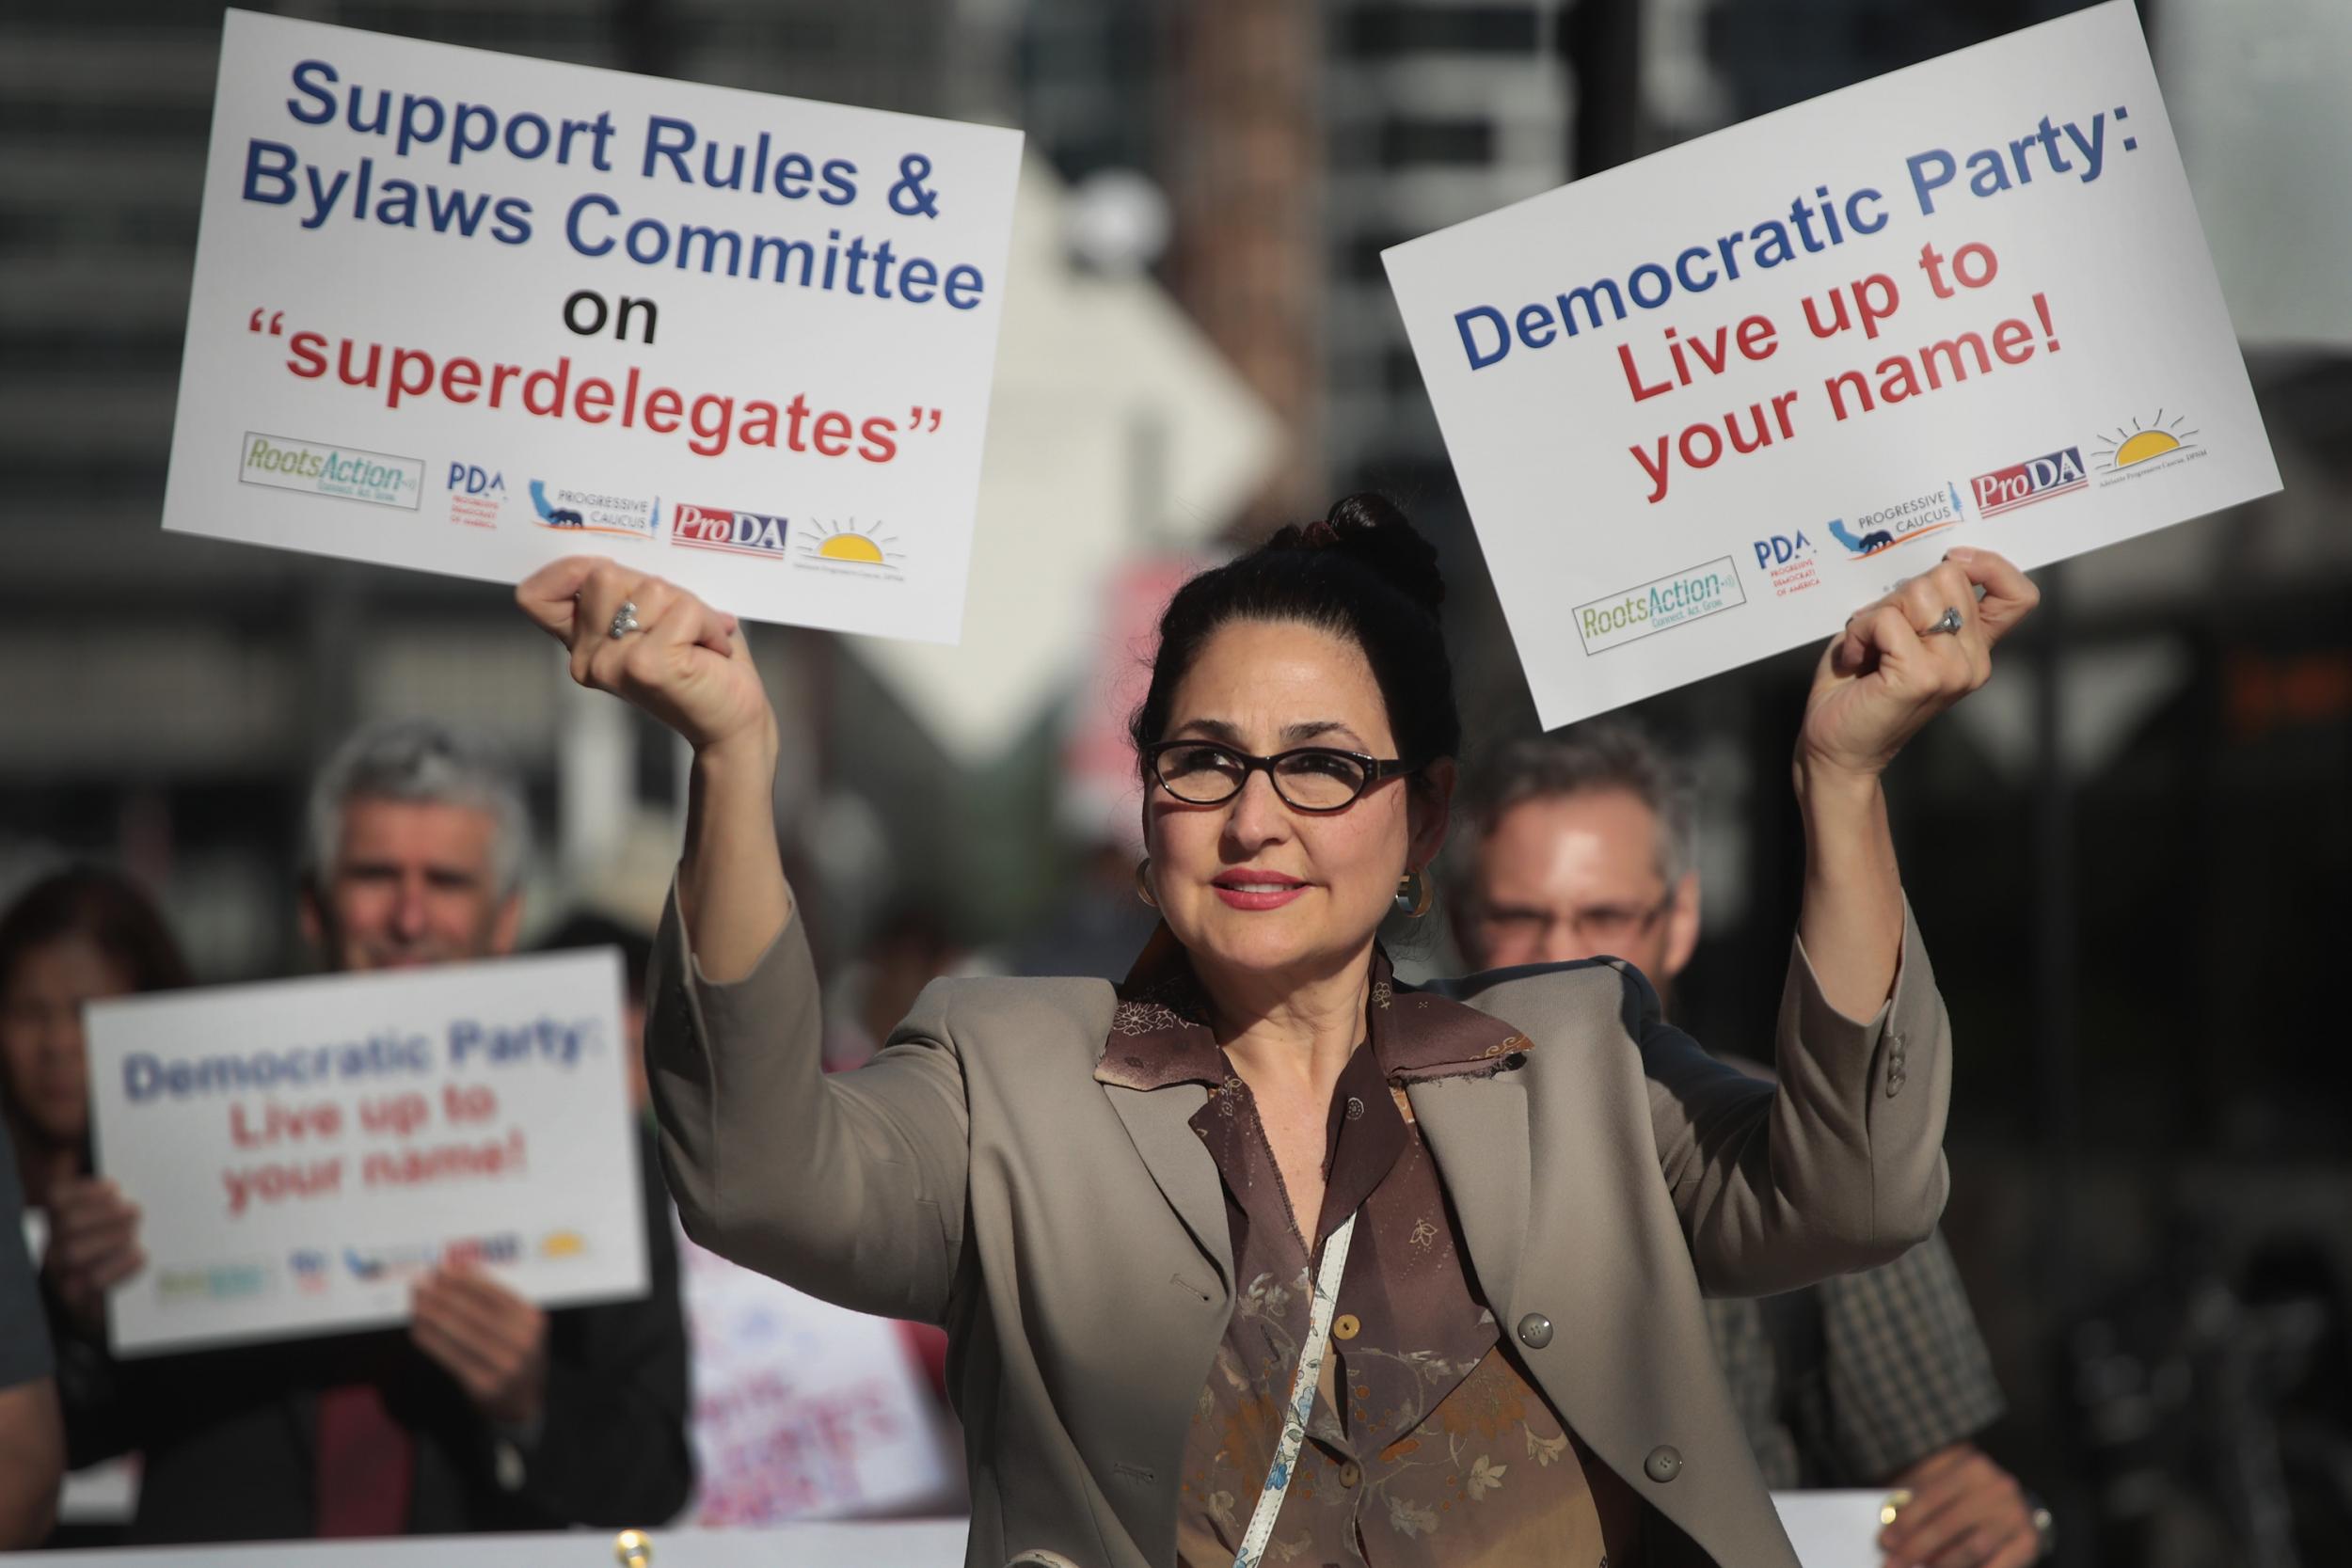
top-left (1094, 923), bottom-right (1532, 1092)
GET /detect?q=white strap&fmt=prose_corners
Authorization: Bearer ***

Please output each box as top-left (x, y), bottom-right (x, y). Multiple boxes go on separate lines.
top-left (1232, 1211), bottom-right (1359, 1568)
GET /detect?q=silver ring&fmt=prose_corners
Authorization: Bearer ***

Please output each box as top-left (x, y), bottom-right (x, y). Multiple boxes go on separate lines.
top-left (609, 600), bottom-right (641, 639)
top-left (1927, 605), bottom-right (1963, 637)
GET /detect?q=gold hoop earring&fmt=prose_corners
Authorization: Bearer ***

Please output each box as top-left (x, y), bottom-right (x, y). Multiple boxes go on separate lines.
top-left (1135, 858), bottom-right (1157, 909)
top-left (1395, 868), bottom-right (1434, 919)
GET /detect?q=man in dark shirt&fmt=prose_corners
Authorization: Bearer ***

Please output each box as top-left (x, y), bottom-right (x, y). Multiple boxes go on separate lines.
top-left (1452, 722), bottom-right (2049, 1568)
top-left (50, 720), bottom-right (691, 1541)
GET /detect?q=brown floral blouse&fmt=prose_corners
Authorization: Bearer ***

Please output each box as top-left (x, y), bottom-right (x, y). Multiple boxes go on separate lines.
top-left (1096, 934), bottom-right (1646, 1568)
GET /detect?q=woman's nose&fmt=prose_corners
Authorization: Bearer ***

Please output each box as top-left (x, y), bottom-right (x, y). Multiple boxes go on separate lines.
top-left (1222, 768), bottom-right (1292, 844)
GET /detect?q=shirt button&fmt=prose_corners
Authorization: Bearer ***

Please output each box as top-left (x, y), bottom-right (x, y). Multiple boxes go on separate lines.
top-left (1337, 1461), bottom-right (1362, 1488)
top-left (1331, 1313), bottom-right (1360, 1341)
top-left (1644, 1445), bottom-right (1683, 1483)
top-left (1516, 1312), bottom-right (1553, 1349)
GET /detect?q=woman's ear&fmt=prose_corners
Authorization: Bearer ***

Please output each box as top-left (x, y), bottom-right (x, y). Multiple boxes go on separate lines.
top-left (1409, 758), bottom-right (1456, 872)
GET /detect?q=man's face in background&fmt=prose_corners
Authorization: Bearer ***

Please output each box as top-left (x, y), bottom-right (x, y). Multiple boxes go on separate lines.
top-left (302, 796), bottom-right (521, 973)
top-left (1460, 787), bottom-right (1700, 999)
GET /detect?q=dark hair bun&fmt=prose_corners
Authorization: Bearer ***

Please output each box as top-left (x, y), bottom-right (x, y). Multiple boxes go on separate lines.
top-left (1133, 490), bottom-right (1462, 774)
top-left (1265, 493), bottom-right (1446, 615)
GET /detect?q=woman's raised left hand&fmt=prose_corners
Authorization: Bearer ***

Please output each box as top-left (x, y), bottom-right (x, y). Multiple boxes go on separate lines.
top-left (1798, 547), bottom-right (2039, 784)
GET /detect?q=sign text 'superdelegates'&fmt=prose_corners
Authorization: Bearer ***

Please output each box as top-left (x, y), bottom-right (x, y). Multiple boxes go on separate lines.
top-left (1383, 1), bottom-right (2279, 728)
top-left (86, 950), bottom-right (644, 1357)
top-left (164, 10), bottom-right (1022, 642)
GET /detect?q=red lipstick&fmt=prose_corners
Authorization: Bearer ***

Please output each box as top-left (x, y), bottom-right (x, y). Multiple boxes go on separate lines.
top-left (1210, 869), bottom-right (1309, 911)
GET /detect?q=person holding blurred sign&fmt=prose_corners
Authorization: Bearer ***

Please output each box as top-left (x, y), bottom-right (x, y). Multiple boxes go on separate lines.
top-left (34, 721), bottom-right (691, 1542)
top-left (1, 864), bottom-right (195, 1516)
top-left (1450, 722), bottom-right (2050, 1568)
top-left (520, 496), bottom-right (2036, 1568)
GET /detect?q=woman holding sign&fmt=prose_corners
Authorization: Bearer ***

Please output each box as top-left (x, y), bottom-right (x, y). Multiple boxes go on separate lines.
top-left (521, 495), bottom-right (2036, 1568)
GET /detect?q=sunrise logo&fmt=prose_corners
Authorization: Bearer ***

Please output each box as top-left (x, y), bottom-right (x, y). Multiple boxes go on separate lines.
top-left (794, 518), bottom-right (904, 570)
top-left (2093, 410), bottom-right (2201, 476)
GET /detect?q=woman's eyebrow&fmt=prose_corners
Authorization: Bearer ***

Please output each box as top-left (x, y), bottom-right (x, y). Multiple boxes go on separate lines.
top-left (1282, 721), bottom-right (1366, 748)
top-left (1169, 718), bottom-right (1245, 743)
top-left (1168, 718), bottom-right (1371, 748)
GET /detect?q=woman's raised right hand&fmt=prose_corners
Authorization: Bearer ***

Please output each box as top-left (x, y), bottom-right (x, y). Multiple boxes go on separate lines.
top-left (516, 557), bottom-right (775, 757)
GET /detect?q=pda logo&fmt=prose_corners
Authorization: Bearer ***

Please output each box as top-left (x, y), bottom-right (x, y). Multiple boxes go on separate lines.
top-left (447, 463), bottom-right (505, 498)
top-left (289, 1248), bottom-right (329, 1293)
top-left (674, 504), bottom-right (790, 561)
top-left (446, 462), bottom-right (507, 531)
top-left (1971, 448), bottom-right (2087, 518)
top-left (1752, 531), bottom-right (1821, 599)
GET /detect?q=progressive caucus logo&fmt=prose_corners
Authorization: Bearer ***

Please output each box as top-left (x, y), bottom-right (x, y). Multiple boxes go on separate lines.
top-left (1825, 483), bottom-right (1965, 560)
top-left (1971, 447), bottom-right (2087, 518)
top-left (674, 504), bottom-right (789, 560)
top-left (529, 479), bottom-right (660, 539)
top-left (241, 432), bottom-right (422, 511)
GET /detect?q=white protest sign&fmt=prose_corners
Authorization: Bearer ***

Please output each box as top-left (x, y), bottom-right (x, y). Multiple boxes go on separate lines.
top-left (1771, 1491), bottom-right (1893, 1568)
top-left (85, 949), bottom-right (644, 1357)
top-left (679, 1224), bottom-right (959, 1523)
top-left (163, 9), bottom-right (1021, 643)
top-left (1383, 1), bottom-right (2280, 729)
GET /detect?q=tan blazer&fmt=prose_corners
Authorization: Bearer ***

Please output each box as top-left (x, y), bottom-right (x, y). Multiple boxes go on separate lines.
top-left (646, 895), bottom-right (1951, 1568)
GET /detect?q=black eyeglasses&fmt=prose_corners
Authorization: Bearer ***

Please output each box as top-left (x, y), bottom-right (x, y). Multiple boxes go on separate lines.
top-left (1471, 888), bottom-right (1677, 948)
top-left (1144, 740), bottom-right (1419, 814)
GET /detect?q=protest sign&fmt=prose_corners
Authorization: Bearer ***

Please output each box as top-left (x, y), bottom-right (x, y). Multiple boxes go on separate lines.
top-left (1383, 1), bottom-right (2280, 728)
top-left (679, 1225), bottom-right (959, 1523)
top-left (1771, 1491), bottom-right (1895, 1568)
top-left (162, 9), bottom-right (1021, 643)
top-left (85, 949), bottom-right (644, 1357)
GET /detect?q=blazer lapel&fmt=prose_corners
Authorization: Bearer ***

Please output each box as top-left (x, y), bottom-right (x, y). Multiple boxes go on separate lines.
top-left (1406, 1069), bottom-right (1532, 1321)
top-left (1101, 1081), bottom-right (1233, 1292)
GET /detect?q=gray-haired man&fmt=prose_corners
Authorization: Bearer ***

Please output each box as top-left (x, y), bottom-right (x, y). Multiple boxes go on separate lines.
top-left (298, 719), bottom-right (530, 972)
top-left (59, 720), bottom-right (691, 1542)
top-left (1452, 721), bottom-right (2049, 1568)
